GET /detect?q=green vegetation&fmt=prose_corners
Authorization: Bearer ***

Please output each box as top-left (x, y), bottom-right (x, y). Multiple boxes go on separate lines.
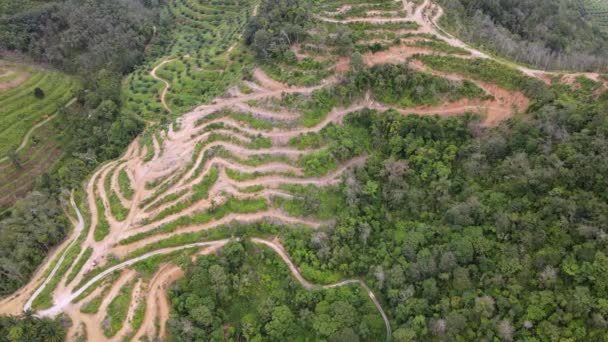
top-left (437, 0), bottom-right (608, 70)
top-left (274, 185), bottom-right (343, 220)
top-left (415, 55), bottom-right (547, 98)
top-left (123, 0), bottom-right (255, 120)
top-left (410, 39), bottom-right (471, 55)
top-left (94, 198), bottom-right (111, 241)
top-left (74, 268), bottom-right (122, 303)
top-left (0, 65), bottom-right (77, 157)
top-left (581, 0), bottom-right (608, 32)
top-left (0, 0), bottom-right (152, 294)
top-left (0, 191), bottom-right (68, 296)
top-left (261, 58), bottom-right (335, 86)
top-left (31, 242), bottom-right (83, 310)
top-left (148, 167), bottom-right (220, 223)
top-left (146, 189), bottom-right (189, 212)
top-left (67, 248), bottom-right (93, 284)
top-left (245, 0), bottom-right (311, 61)
top-left (140, 132), bottom-right (155, 162)
top-left (131, 297), bottom-right (146, 331)
top-left (216, 147), bottom-right (294, 167)
top-left (0, 313), bottom-right (65, 341)
top-left (277, 80), bottom-right (608, 339)
top-left (0, 66), bottom-right (77, 209)
top-left (118, 169), bottom-right (134, 200)
top-left (108, 191), bottom-right (129, 221)
top-left (239, 185), bottom-right (265, 193)
top-left (167, 241), bottom-right (385, 341)
top-left (196, 109), bottom-right (274, 130)
top-left (357, 63), bottom-right (488, 107)
top-left (103, 282), bottom-right (134, 337)
top-left (120, 197), bottom-right (268, 245)
top-left (80, 285), bottom-right (111, 314)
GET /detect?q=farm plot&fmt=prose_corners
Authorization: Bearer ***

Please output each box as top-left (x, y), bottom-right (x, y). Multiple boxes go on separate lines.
top-left (122, 0), bottom-right (255, 120)
top-left (0, 62), bottom-right (77, 158)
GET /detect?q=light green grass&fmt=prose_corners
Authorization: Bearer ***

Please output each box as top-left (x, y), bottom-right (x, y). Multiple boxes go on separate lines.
top-left (0, 63), bottom-right (78, 157)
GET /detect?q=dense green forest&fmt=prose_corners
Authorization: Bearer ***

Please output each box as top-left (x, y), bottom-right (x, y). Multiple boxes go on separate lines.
top-left (0, 312), bottom-right (65, 341)
top-left (437, 0), bottom-right (608, 71)
top-left (168, 241), bottom-right (385, 341)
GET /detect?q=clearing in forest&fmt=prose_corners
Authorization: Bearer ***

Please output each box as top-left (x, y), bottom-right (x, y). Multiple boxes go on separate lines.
top-left (1, 0), bottom-right (605, 340)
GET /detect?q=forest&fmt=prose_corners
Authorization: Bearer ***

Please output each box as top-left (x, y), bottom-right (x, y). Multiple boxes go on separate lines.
top-left (155, 61), bottom-right (608, 339)
top-left (168, 241), bottom-right (385, 341)
top-left (437, 0), bottom-right (608, 71)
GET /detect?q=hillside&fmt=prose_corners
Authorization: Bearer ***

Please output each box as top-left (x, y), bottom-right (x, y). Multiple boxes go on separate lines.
top-left (0, 0), bottom-right (608, 341)
top-left (0, 60), bottom-right (78, 209)
top-left (437, 0), bottom-right (608, 71)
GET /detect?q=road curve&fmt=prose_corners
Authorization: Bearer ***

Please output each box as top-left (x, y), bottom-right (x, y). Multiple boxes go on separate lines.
top-left (38, 239), bottom-right (231, 317)
top-left (150, 59), bottom-right (176, 113)
top-left (252, 238), bottom-right (392, 341)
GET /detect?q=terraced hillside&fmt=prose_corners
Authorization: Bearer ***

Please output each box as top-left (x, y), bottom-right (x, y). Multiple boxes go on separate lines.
top-left (1, 0), bottom-right (606, 340)
top-left (0, 61), bottom-right (78, 208)
top-left (122, 0), bottom-right (255, 120)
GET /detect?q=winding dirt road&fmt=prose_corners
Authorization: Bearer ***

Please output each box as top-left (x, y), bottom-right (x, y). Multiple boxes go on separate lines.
top-left (253, 238), bottom-right (392, 341)
top-left (150, 59), bottom-right (176, 113)
top-left (2, 1), bottom-right (605, 341)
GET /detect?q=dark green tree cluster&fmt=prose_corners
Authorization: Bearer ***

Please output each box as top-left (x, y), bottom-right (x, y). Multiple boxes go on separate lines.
top-left (437, 0), bottom-right (608, 71)
top-left (0, 312), bottom-right (65, 342)
top-left (244, 0), bottom-right (311, 60)
top-left (0, 191), bottom-right (68, 296)
top-left (282, 78), bottom-right (608, 340)
top-left (0, 0), bottom-right (158, 75)
top-left (353, 63), bottom-right (487, 106)
top-left (167, 241), bottom-right (385, 341)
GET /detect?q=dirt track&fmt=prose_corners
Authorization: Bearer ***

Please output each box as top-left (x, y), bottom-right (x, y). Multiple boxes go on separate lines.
top-left (2, 0), bottom-right (604, 340)
top-left (150, 59), bottom-right (176, 113)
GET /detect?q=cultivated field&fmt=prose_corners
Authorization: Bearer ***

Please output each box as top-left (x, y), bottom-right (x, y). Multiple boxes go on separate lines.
top-left (122, 0), bottom-right (255, 120)
top-left (0, 61), bottom-right (78, 208)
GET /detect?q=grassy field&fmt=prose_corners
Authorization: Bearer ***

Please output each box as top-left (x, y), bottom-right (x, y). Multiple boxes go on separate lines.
top-left (0, 61), bottom-right (78, 209)
top-left (122, 0), bottom-right (255, 121)
top-left (0, 62), bottom-right (77, 157)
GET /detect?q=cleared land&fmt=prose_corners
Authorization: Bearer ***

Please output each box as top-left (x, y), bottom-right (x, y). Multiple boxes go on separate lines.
top-left (1, 0), bottom-right (605, 341)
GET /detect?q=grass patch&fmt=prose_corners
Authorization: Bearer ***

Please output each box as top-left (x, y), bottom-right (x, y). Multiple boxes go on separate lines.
top-left (66, 247), bottom-right (93, 284)
top-left (103, 282), bottom-right (134, 337)
top-left (415, 54), bottom-right (546, 98)
top-left (94, 198), bottom-right (111, 241)
top-left (118, 169), bottom-right (134, 200)
top-left (108, 191), bottom-right (129, 221)
top-left (119, 197), bottom-right (269, 245)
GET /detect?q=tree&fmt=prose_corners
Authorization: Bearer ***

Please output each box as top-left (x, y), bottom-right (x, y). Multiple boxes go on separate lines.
top-left (33, 87), bottom-right (45, 99)
top-left (8, 146), bottom-right (21, 169)
top-left (265, 306), bottom-right (295, 340)
top-left (208, 265), bottom-right (228, 300)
